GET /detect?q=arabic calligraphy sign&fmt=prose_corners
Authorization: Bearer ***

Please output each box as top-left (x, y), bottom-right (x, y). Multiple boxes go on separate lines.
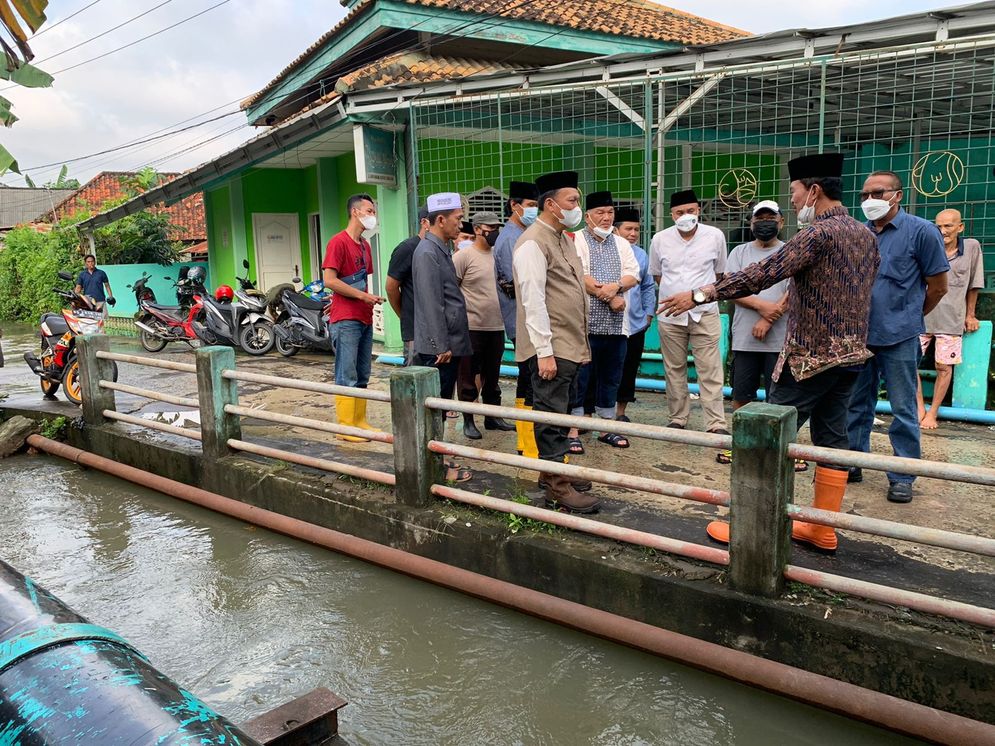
top-left (911, 151), bottom-right (965, 198)
top-left (717, 168), bottom-right (758, 208)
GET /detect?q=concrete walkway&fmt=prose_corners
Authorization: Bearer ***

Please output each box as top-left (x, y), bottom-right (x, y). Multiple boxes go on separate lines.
top-left (2, 334), bottom-right (993, 609)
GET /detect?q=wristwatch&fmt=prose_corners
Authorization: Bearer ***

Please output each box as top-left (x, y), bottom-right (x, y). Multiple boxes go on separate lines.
top-left (692, 287), bottom-right (708, 305)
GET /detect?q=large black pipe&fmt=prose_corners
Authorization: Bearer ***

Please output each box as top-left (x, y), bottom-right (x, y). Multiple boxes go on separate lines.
top-left (0, 558), bottom-right (260, 745)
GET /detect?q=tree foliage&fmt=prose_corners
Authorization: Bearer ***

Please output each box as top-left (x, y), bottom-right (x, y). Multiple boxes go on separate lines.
top-left (0, 223), bottom-right (82, 322)
top-left (0, 0), bottom-right (52, 174)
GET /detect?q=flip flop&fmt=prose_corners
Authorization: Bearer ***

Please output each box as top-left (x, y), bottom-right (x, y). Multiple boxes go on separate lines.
top-left (444, 461), bottom-right (473, 483)
top-left (794, 459), bottom-right (809, 472)
top-left (716, 449), bottom-right (732, 464)
top-left (597, 432), bottom-right (629, 448)
top-left (568, 438), bottom-right (585, 455)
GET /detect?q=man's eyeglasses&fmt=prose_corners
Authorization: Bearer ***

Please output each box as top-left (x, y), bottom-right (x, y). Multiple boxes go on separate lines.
top-left (859, 188), bottom-right (897, 201)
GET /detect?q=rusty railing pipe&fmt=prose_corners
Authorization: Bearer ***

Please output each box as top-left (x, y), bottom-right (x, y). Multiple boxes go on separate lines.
top-left (225, 404), bottom-right (394, 444)
top-left (101, 410), bottom-right (202, 441)
top-left (95, 351), bottom-right (197, 374)
top-left (222, 370), bottom-right (391, 402)
top-left (99, 380), bottom-right (200, 408)
top-left (25, 434), bottom-right (995, 744)
top-left (787, 444), bottom-right (995, 487)
top-left (228, 438), bottom-right (395, 486)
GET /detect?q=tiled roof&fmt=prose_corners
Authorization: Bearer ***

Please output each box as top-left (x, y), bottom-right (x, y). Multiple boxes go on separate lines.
top-left (48, 172), bottom-right (207, 242)
top-left (335, 51), bottom-right (519, 93)
top-left (243, 0), bottom-right (748, 110)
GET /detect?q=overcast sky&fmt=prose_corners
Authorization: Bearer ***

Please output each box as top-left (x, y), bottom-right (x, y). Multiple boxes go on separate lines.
top-left (0, 0), bottom-right (975, 187)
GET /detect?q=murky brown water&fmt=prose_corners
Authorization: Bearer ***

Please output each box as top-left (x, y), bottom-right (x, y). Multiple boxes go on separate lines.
top-left (0, 454), bottom-right (916, 745)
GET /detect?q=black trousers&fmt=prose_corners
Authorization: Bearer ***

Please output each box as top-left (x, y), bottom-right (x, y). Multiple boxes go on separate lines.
top-left (769, 364), bottom-right (859, 470)
top-left (528, 356), bottom-right (580, 463)
top-left (458, 330), bottom-right (505, 405)
top-left (509, 338), bottom-right (533, 405)
top-left (616, 327), bottom-right (647, 404)
top-left (417, 353), bottom-right (461, 400)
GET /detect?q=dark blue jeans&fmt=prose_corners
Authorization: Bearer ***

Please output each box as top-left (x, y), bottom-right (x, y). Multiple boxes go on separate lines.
top-left (573, 334), bottom-right (627, 420)
top-left (846, 335), bottom-right (922, 484)
top-left (331, 320), bottom-right (373, 388)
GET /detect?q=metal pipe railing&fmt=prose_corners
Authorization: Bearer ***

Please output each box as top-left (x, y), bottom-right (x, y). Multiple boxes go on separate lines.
top-left (783, 565), bottom-right (995, 628)
top-left (424, 398), bottom-right (731, 450)
top-left (224, 404), bottom-right (393, 444)
top-left (433, 484), bottom-right (729, 565)
top-left (101, 410), bottom-right (202, 441)
top-left (95, 350), bottom-right (196, 373)
top-left (228, 439), bottom-right (395, 486)
top-left (787, 443), bottom-right (995, 487)
top-left (99, 380), bottom-right (199, 408)
top-left (787, 504), bottom-right (995, 557)
top-left (430, 440), bottom-right (730, 507)
top-left (222, 369), bottom-right (391, 401)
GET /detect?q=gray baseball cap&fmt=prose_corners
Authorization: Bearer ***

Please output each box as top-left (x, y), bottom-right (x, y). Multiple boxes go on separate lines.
top-left (471, 211), bottom-right (501, 226)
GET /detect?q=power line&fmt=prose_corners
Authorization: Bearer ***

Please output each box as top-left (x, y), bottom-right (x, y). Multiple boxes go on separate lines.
top-left (31, 0), bottom-right (105, 39)
top-left (36, 0), bottom-right (176, 64)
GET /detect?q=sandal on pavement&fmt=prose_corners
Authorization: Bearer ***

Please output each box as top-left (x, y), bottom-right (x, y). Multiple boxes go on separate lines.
top-left (568, 438), bottom-right (585, 455)
top-left (716, 449), bottom-right (732, 464)
top-left (443, 461), bottom-right (473, 483)
top-left (794, 459), bottom-right (809, 472)
top-left (597, 432), bottom-right (629, 449)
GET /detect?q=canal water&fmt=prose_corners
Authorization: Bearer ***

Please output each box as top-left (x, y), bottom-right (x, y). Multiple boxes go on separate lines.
top-left (0, 455), bottom-right (916, 745)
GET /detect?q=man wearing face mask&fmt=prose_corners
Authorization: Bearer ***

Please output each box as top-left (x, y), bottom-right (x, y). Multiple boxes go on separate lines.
top-left (387, 205), bottom-right (430, 366)
top-left (456, 222), bottom-right (475, 252)
top-left (659, 153), bottom-right (879, 552)
top-left (323, 193), bottom-right (386, 440)
top-left (570, 191), bottom-right (640, 450)
top-left (454, 212), bottom-right (516, 439)
top-left (649, 189), bottom-right (728, 434)
top-left (493, 181), bottom-right (541, 458)
top-left (513, 170), bottom-right (600, 513)
top-left (846, 171), bottom-right (949, 504)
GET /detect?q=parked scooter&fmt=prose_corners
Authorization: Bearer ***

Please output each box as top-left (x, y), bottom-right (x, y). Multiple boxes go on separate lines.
top-left (23, 271), bottom-right (118, 405)
top-left (271, 277), bottom-right (335, 357)
top-left (130, 266), bottom-right (207, 353)
top-left (233, 259), bottom-right (274, 356)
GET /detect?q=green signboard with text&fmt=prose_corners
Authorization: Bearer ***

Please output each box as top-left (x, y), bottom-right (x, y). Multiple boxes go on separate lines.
top-left (354, 125), bottom-right (398, 188)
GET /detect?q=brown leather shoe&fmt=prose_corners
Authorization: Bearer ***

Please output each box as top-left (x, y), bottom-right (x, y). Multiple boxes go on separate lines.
top-left (541, 473), bottom-right (601, 514)
top-left (537, 475), bottom-right (592, 492)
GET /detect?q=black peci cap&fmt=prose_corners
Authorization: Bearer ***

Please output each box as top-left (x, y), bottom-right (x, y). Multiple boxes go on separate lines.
top-left (585, 191), bottom-right (614, 210)
top-left (787, 153), bottom-right (845, 181)
top-left (669, 189), bottom-right (699, 208)
top-left (614, 207), bottom-right (640, 224)
top-left (535, 171), bottom-right (579, 195)
top-left (509, 181), bottom-right (539, 201)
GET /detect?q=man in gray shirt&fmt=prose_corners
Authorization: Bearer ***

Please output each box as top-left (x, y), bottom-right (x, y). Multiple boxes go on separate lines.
top-left (717, 201), bottom-right (796, 467)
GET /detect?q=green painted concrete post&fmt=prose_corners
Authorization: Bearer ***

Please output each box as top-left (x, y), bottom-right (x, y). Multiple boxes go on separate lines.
top-left (728, 402), bottom-right (796, 597)
top-left (195, 345), bottom-right (241, 461)
top-left (389, 366), bottom-right (441, 507)
top-left (77, 335), bottom-right (116, 426)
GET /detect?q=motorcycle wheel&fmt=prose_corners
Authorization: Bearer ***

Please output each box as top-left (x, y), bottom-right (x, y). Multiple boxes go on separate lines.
top-left (274, 328), bottom-right (298, 357)
top-left (239, 322), bottom-right (274, 356)
top-left (62, 356), bottom-right (118, 407)
top-left (139, 327), bottom-right (168, 353)
top-left (40, 376), bottom-right (60, 399)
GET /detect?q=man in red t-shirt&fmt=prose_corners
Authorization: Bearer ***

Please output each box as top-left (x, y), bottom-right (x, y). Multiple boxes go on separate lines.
top-left (322, 193), bottom-right (385, 440)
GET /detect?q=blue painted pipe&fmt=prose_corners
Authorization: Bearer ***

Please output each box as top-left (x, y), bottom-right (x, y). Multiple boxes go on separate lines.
top-left (376, 355), bottom-right (995, 426)
top-left (0, 559), bottom-right (259, 745)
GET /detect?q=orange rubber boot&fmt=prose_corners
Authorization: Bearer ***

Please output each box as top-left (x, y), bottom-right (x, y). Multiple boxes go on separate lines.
top-left (705, 520), bottom-right (730, 544)
top-left (792, 465), bottom-right (848, 551)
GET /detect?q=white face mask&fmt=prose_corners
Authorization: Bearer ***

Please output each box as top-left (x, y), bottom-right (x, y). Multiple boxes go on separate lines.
top-left (456, 240), bottom-right (474, 251)
top-left (359, 215), bottom-right (378, 232)
top-left (796, 189), bottom-right (816, 226)
top-left (861, 198), bottom-right (893, 221)
top-left (556, 204), bottom-right (584, 230)
top-left (591, 225), bottom-right (613, 240)
top-left (521, 206), bottom-right (538, 226)
top-left (675, 214), bottom-right (698, 233)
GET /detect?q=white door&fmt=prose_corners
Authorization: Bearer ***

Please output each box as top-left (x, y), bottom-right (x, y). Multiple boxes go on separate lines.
top-left (252, 213), bottom-right (300, 290)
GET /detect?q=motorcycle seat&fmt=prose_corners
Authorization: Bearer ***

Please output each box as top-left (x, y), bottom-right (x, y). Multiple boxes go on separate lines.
top-left (288, 292), bottom-right (327, 311)
top-left (40, 312), bottom-right (69, 335)
top-left (145, 302), bottom-right (182, 313)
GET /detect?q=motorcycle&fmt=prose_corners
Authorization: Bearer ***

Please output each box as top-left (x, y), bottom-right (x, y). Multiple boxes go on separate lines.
top-left (271, 277), bottom-right (335, 358)
top-left (23, 271), bottom-right (118, 406)
top-left (232, 259), bottom-right (275, 356)
top-left (130, 267), bottom-right (206, 353)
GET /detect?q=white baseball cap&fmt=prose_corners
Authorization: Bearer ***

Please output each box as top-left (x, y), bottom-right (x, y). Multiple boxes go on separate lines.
top-left (752, 200), bottom-right (781, 215)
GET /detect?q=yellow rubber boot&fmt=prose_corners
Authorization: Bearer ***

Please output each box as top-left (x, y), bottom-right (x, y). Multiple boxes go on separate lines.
top-left (792, 465), bottom-right (847, 551)
top-left (521, 405), bottom-right (539, 459)
top-left (335, 395), bottom-right (369, 442)
top-left (514, 398), bottom-right (526, 454)
top-left (354, 397), bottom-right (383, 433)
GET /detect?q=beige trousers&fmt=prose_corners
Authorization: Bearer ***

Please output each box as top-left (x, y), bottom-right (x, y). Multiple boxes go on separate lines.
top-left (658, 312), bottom-right (727, 431)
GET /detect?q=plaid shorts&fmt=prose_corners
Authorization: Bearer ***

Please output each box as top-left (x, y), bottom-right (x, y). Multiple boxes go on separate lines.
top-left (920, 333), bottom-right (962, 365)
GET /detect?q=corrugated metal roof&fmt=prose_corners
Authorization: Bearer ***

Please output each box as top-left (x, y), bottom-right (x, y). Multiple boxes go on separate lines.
top-left (0, 187), bottom-right (75, 229)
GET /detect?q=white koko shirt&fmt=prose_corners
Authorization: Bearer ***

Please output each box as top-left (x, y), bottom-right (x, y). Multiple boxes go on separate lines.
top-left (649, 222), bottom-right (727, 326)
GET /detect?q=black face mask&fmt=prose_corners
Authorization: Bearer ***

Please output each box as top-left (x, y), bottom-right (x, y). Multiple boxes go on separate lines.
top-left (752, 220), bottom-right (779, 241)
top-left (485, 228), bottom-right (500, 248)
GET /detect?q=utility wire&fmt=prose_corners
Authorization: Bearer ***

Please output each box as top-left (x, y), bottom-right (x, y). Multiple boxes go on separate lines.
top-left (35, 0), bottom-right (175, 64)
top-left (31, 0), bottom-right (105, 39)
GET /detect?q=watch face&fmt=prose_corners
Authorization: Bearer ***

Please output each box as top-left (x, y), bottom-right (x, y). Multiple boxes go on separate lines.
top-left (693, 289), bottom-right (706, 303)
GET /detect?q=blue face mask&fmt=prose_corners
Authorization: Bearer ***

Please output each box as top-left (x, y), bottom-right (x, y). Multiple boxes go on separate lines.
top-left (521, 206), bottom-right (538, 225)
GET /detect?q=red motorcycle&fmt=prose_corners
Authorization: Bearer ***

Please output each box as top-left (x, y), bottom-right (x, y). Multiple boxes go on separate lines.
top-left (23, 271), bottom-right (118, 405)
top-left (130, 266), bottom-right (207, 353)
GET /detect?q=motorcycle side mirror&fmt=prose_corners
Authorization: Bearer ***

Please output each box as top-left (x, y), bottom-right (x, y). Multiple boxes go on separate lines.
top-left (242, 259), bottom-right (250, 269)
top-left (57, 271), bottom-right (73, 281)
top-left (291, 277), bottom-right (302, 283)
top-left (164, 276), bottom-right (173, 280)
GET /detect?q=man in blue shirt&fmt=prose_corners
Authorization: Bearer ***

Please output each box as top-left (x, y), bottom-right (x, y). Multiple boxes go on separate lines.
top-left (75, 254), bottom-right (114, 307)
top-left (493, 180), bottom-right (540, 457)
top-left (846, 171), bottom-right (949, 503)
top-left (612, 207), bottom-right (657, 421)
